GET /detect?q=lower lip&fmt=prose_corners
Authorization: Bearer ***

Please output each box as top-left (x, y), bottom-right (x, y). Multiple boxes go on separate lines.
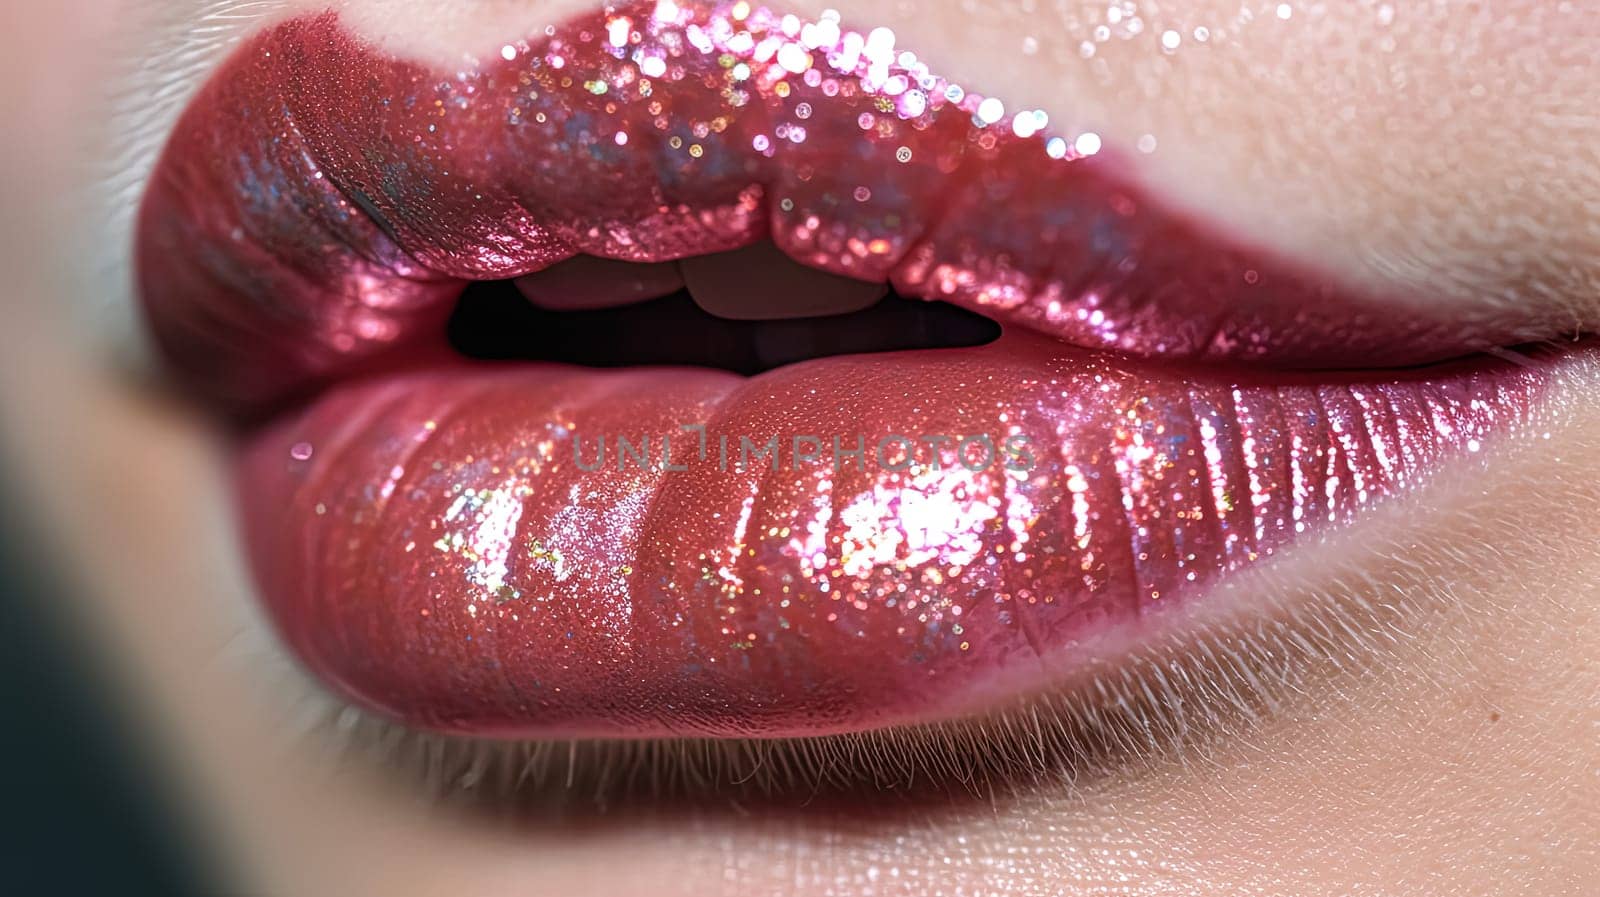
top-left (236, 332), bottom-right (1547, 738)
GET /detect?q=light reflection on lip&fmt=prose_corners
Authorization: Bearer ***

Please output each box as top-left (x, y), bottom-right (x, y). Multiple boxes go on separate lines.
top-left (138, 1), bottom-right (1563, 738)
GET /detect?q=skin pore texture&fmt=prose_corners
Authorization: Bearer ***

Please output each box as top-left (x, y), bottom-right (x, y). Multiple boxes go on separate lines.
top-left (0, 1), bottom-right (1597, 895)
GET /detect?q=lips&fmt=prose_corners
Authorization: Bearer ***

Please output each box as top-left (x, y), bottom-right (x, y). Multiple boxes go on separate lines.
top-left (139, 1), bottom-right (1561, 738)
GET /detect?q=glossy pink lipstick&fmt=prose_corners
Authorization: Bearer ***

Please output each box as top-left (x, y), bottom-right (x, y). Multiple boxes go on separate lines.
top-left (138, 2), bottom-right (1558, 737)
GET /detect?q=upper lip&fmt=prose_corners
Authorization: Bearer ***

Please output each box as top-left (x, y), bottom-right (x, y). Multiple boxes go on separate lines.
top-left (138, 2), bottom-right (1550, 411)
top-left (138, 0), bottom-right (1566, 738)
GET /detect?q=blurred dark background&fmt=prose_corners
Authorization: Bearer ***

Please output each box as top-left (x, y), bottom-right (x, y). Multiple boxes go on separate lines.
top-left (0, 510), bottom-right (211, 895)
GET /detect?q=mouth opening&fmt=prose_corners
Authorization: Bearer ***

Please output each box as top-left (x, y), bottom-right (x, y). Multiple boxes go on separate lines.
top-left (448, 272), bottom-right (1002, 376)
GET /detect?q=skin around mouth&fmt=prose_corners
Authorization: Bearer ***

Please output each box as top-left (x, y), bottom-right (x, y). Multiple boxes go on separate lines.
top-left (139, 1), bottom-right (1559, 738)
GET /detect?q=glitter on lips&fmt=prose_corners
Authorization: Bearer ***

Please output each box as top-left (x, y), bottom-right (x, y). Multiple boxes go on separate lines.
top-left (136, 1), bottom-right (1555, 738)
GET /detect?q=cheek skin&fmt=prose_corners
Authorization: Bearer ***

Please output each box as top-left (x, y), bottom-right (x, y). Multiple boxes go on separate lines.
top-left (0, 1), bottom-right (1595, 896)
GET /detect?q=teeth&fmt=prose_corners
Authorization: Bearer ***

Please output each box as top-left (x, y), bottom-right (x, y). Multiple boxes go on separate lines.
top-left (680, 241), bottom-right (888, 320)
top-left (515, 255), bottom-right (684, 310)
